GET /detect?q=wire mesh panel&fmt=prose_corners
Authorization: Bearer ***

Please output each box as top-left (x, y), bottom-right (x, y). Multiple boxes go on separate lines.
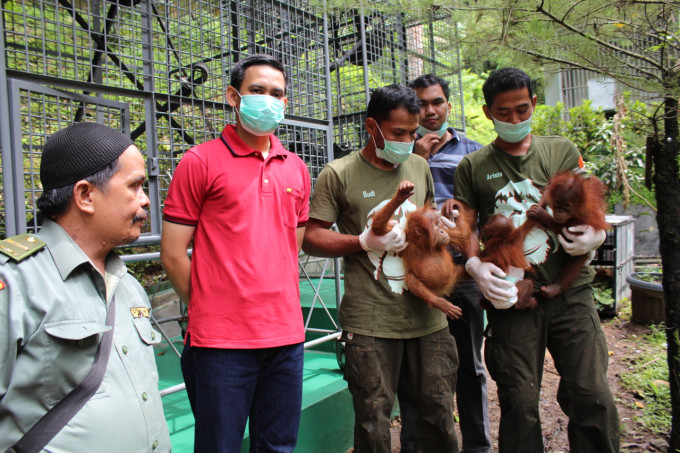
top-left (405, 10), bottom-right (464, 131)
top-left (327, 8), bottom-right (464, 154)
top-left (5, 80), bottom-right (130, 235)
top-left (0, 0), bottom-right (332, 239)
top-left (278, 120), bottom-right (330, 189)
top-left (0, 0), bottom-right (466, 361)
top-left (1, 1), bottom-right (463, 240)
top-left (3, 0), bottom-right (146, 90)
top-left (150, 0), bottom-right (330, 210)
top-left (148, 0), bottom-right (236, 220)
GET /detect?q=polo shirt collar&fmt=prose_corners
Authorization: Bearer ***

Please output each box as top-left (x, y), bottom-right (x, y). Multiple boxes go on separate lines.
top-left (447, 127), bottom-right (461, 144)
top-left (221, 124), bottom-right (287, 158)
top-left (39, 218), bottom-right (126, 281)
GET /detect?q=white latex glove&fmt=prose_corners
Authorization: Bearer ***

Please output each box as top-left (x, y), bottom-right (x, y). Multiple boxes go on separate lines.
top-left (465, 256), bottom-right (517, 307)
top-left (440, 200), bottom-right (460, 221)
top-left (584, 249), bottom-right (596, 265)
top-left (492, 286), bottom-right (519, 310)
top-left (359, 220), bottom-right (407, 253)
top-left (437, 211), bottom-right (456, 229)
top-left (558, 225), bottom-right (607, 256)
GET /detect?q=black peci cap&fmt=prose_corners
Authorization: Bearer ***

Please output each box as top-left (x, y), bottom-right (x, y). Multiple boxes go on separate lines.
top-left (40, 122), bottom-right (134, 190)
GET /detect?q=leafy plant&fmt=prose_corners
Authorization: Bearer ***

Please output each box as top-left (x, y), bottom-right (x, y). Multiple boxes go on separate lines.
top-left (460, 69), bottom-right (496, 145)
top-left (532, 99), bottom-right (657, 211)
top-left (121, 245), bottom-right (166, 288)
top-left (619, 324), bottom-right (671, 434)
top-left (592, 274), bottom-right (616, 313)
top-left (636, 273), bottom-right (663, 284)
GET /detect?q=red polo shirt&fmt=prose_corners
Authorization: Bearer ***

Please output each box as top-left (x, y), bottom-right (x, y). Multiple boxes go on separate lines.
top-left (163, 125), bottom-right (310, 348)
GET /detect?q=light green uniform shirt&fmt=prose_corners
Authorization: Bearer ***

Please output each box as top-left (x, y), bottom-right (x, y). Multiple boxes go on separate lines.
top-left (309, 151), bottom-right (447, 338)
top-left (0, 219), bottom-right (170, 452)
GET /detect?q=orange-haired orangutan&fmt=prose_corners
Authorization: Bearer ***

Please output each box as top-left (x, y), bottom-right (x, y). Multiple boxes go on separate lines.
top-left (527, 171), bottom-right (610, 298)
top-left (478, 214), bottom-right (537, 310)
top-left (371, 180), bottom-right (471, 319)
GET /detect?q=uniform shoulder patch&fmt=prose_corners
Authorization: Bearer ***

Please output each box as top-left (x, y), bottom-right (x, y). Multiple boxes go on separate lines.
top-left (0, 234), bottom-right (46, 262)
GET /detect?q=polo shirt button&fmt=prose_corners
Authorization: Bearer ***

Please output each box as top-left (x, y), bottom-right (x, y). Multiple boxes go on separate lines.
top-left (151, 332), bottom-right (156, 340)
top-left (122, 346), bottom-right (128, 354)
top-left (153, 441), bottom-right (158, 450)
top-left (264, 179), bottom-right (269, 183)
top-left (142, 392), bottom-right (148, 401)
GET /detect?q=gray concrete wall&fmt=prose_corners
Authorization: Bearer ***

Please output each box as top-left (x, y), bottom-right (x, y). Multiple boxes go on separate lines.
top-left (614, 203), bottom-right (660, 257)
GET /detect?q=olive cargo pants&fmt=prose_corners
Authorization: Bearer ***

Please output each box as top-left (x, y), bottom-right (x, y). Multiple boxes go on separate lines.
top-left (484, 284), bottom-right (619, 453)
top-left (342, 328), bottom-right (459, 453)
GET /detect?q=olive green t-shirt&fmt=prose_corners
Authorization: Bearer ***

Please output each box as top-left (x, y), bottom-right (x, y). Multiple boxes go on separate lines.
top-left (309, 151), bottom-right (447, 338)
top-left (454, 135), bottom-right (595, 288)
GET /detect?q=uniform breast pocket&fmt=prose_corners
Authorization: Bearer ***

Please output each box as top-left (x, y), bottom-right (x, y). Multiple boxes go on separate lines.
top-left (43, 319), bottom-right (112, 404)
top-left (282, 186), bottom-right (304, 229)
top-left (132, 317), bottom-right (162, 346)
top-left (132, 317), bottom-right (162, 381)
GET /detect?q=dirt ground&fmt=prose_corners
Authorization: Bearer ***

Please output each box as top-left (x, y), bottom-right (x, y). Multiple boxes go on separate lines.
top-left (386, 317), bottom-right (669, 452)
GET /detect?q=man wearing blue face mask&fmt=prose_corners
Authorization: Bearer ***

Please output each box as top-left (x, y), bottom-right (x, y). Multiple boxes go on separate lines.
top-left (161, 54), bottom-right (311, 453)
top-left (454, 68), bottom-right (619, 452)
top-left (397, 74), bottom-right (490, 453)
top-left (304, 84), bottom-right (460, 453)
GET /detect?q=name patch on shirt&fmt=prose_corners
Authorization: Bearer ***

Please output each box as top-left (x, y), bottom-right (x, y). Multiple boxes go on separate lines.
top-left (130, 307), bottom-right (150, 318)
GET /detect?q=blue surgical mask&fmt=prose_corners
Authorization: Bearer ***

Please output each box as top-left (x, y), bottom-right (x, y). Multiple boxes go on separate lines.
top-left (236, 93), bottom-right (285, 136)
top-left (418, 121), bottom-right (448, 138)
top-left (492, 114), bottom-right (532, 143)
top-left (373, 125), bottom-right (414, 164)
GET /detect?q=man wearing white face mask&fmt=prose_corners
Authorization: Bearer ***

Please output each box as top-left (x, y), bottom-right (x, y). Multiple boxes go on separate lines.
top-left (454, 68), bottom-right (619, 452)
top-left (398, 74), bottom-right (490, 453)
top-left (161, 54), bottom-right (311, 453)
top-left (304, 84), bottom-right (460, 453)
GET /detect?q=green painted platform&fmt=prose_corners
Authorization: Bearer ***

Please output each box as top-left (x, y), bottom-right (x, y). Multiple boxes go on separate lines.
top-left (155, 277), bottom-right (354, 452)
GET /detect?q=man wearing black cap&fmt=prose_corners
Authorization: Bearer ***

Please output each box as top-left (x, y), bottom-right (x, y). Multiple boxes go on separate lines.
top-left (0, 122), bottom-right (171, 452)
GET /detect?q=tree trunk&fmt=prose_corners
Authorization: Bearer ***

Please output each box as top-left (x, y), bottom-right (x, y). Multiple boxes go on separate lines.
top-left (653, 94), bottom-right (680, 450)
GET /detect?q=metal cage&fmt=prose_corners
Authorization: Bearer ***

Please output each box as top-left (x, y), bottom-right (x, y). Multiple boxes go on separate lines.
top-left (1, 1), bottom-right (464, 240)
top-left (0, 0), bottom-right (466, 387)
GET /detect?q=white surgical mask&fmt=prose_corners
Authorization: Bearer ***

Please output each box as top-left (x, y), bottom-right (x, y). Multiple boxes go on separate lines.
top-left (418, 121), bottom-right (448, 138)
top-left (373, 125), bottom-right (414, 164)
top-left (492, 114), bottom-right (533, 143)
top-left (235, 93), bottom-right (285, 136)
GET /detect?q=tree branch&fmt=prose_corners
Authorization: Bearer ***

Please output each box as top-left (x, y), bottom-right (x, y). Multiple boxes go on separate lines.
top-left (628, 0), bottom-right (677, 5)
top-left (509, 45), bottom-right (664, 93)
top-left (628, 181), bottom-right (658, 212)
top-left (507, 45), bottom-right (603, 72)
top-left (535, 0), bottom-right (664, 70)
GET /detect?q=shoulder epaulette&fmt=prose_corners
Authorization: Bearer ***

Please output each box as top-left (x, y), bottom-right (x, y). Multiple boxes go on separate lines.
top-left (0, 234), bottom-right (46, 262)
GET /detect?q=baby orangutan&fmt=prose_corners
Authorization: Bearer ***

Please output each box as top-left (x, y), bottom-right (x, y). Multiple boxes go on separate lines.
top-left (371, 180), bottom-right (471, 319)
top-left (478, 214), bottom-right (537, 310)
top-left (527, 171), bottom-right (610, 298)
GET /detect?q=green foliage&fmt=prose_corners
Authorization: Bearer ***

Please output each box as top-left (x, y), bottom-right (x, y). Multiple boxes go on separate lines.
top-left (123, 245), bottom-right (166, 287)
top-left (446, 0), bottom-right (680, 103)
top-left (636, 273), bottom-right (663, 284)
top-left (460, 69), bottom-right (495, 144)
top-left (331, 62), bottom-right (393, 117)
top-left (532, 99), bottom-right (656, 210)
top-left (619, 324), bottom-right (671, 434)
top-left (592, 274), bottom-right (615, 313)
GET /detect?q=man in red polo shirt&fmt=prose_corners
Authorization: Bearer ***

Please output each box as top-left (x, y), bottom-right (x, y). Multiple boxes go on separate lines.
top-left (160, 54), bottom-right (311, 453)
